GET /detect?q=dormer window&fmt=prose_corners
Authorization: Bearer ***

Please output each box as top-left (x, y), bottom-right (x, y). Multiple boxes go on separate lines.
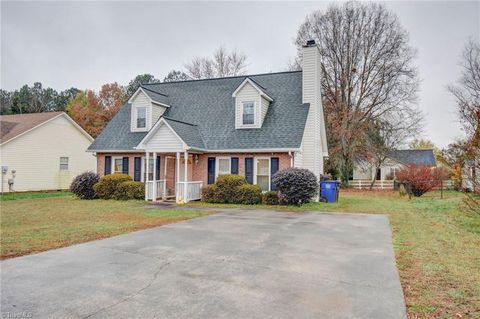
top-left (242, 102), bottom-right (255, 125)
top-left (136, 107), bottom-right (147, 129)
top-left (232, 78), bottom-right (273, 129)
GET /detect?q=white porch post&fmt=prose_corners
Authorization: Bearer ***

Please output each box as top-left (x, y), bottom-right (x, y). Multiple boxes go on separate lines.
top-left (153, 152), bottom-right (157, 201)
top-left (163, 155), bottom-right (167, 200)
top-left (184, 150), bottom-right (188, 202)
top-left (176, 152), bottom-right (180, 202)
top-left (145, 151), bottom-right (150, 201)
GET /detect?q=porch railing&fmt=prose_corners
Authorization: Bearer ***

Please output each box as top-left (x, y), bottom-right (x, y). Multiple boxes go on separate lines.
top-left (146, 180), bottom-right (166, 200)
top-left (177, 181), bottom-right (203, 202)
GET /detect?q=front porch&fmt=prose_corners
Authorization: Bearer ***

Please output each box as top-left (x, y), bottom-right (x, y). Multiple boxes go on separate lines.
top-left (144, 151), bottom-right (203, 203)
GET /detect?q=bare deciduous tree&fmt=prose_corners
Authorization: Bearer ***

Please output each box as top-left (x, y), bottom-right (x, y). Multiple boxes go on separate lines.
top-left (185, 46), bottom-right (247, 79)
top-left (294, 2), bottom-right (420, 184)
top-left (448, 39), bottom-right (480, 209)
top-left (363, 109), bottom-right (423, 189)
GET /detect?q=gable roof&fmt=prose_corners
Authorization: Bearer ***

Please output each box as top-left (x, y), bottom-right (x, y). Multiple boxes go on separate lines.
top-left (231, 77), bottom-right (273, 102)
top-left (89, 71), bottom-right (309, 152)
top-left (128, 87), bottom-right (170, 107)
top-left (388, 149), bottom-right (437, 166)
top-left (0, 112), bottom-right (94, 146)
top-left (163, 117), bottom-right (205, 150)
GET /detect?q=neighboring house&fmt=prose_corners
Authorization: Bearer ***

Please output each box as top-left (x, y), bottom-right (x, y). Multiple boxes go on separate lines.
top-left (462, 158), bottom-right (479, 192)
top-left (88, 40), bottom-right (328, 202)
top-left (353, 149), bottom-right (437, 182)
top-left (0, 112), bottom-right (95, 192)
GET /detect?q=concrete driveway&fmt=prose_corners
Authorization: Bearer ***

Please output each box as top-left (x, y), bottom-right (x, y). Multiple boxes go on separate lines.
top-left (1, 209), bottom-right (406, 319)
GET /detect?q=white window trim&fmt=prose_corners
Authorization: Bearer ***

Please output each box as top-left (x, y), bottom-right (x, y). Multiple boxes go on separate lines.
top-left (112, 156), bottom-right (123, 174)
top-left (241, 101), bottom-right (256, 126)
top-left (253, 157), bottom-right (271, 192)
top-left (215, 157), bottom-right (231, 179)
top-left (59, 156), bottom-right (69, 171)
top-left (236, 100), bottom-right (260, 129)
top-left (136, 106), bottom-right (148, 129)
top-left (141, 155), bottom-right (155, 182)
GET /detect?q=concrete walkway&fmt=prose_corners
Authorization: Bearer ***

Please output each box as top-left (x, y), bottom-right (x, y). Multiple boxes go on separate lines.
top-left (1, 209), bottom-right (406, 319)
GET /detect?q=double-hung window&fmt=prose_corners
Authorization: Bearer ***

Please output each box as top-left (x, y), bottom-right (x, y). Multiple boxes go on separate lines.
top-left (142, 156), bottom-right (154, 181)
top-left (59, 157), bottom-right (69, 170)
top-left (255, 158), bottom-right (270, 191)
top-left (136, 107), bottom-right (147, 129)
top-left (112, 157), bottom-right (123, 174)
top-left (216, 157), bottom-right (231, 178)
top-left (242, 102), bottom-right (255, 125)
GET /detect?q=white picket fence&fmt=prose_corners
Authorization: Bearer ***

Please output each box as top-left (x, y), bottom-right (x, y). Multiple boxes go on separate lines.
top-left (348, 179), bottom-right (455, 190)
top-left (348, 180), bottom-right (394, 190)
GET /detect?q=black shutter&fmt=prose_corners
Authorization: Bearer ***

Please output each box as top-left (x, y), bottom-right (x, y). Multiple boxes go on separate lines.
top-left (122, 157), bottom-right (129, 175)
top-left (104, 156), bottom-right (111, 175)
top-left (270, 157), bottom-right (279, 191)
top-left (156, 156), bottom-right (161, 180)
top-left (231, 157), bottom-right (239, 174)
top-left (134, 157), bottom-right (142, 181)
top-left (207, 157), bottom-right (216, 184)
top-left (245, 158), bottom-right (253, 184)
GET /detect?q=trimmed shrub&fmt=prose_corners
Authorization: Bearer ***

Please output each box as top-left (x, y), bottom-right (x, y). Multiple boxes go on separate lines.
top-left (70, 171), bottom-right (99, 199)
top-left (214, 174), bottom-right (247, 204)
top-left (236, 184), bottom-right (262, 205)
top-left (94, 173), bottom-right (132, 199)
top-left (202, 185), bottom-right (218, 203)
top-left (262, 191), bottom-right (280, 205)
top-left (396, 165), bottom-right (440, 197)
top-left (272, 168), bottom-right (318, 205)
top-left (114, 181), bottom-right (144, 200)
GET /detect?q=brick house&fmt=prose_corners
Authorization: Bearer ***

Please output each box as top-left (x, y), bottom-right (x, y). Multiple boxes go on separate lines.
top-left (88, 41), bottom-right (328, 202)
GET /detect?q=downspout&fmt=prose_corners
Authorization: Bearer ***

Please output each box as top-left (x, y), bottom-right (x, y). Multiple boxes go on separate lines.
top-left (289, 151), bottom-right (294, 167)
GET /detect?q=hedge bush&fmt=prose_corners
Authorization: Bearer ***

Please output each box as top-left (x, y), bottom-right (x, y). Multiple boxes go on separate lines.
top-left (214, 174), bottom-right (247, 204)
top-left (396, 165), bottom-right (441, 197)
top-left (262, 191), bottom-right (280, 205)
top-left (94, 173), bottom-right (132, 199)
top-left (202, 174), bottom-right (262, 205)
top-left (70, 171), bottom-right (99, 199)
top-left (202, 185), bottom-right (217, 203)
top-left (272, 168), bottom-right (318, 205)
top-left (114, 181), bottom-right (145, 200)
top-left (236, 184), bottom-right (262, 204)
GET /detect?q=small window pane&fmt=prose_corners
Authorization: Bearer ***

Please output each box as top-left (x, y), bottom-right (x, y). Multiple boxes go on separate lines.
top-left (256, 159), bottom-right (269, 191)
top-left (137, 107), bottom-right (147, 128)
top-left (218, 159), bottom-right (230, 175)
top-left (242, 102), bottom-right (254, 125)
top-left (143, 157), bottom-right (154, 181)
top-left (113, 158), bottom-right (123, 173)
top-left (59, 157), bottom-right (69, 170)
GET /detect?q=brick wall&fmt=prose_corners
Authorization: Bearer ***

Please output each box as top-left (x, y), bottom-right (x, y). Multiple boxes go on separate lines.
top-left (191, 152), bottom-right (292, 186)
top-left (97, 152), bottom-right (292, 189)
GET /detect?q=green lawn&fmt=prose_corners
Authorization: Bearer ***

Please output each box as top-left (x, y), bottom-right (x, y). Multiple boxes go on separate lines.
top-left (188, 191), bottom-right (480, 319)
top-left (0, 190), bottom-right (71, 201)
top-left (1, 194), bottom-right (211, 259)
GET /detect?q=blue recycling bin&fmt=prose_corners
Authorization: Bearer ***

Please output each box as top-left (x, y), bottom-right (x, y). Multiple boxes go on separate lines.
top-left (320, 180), bottom-right (339, 203)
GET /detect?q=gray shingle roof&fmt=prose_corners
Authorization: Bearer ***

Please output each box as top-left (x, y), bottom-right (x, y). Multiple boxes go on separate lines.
top-left (163, 117), bottom-right (205, 149)
top-left (388, 149), bottom-right (437, 166)
top-left (88, 71), bottom-right (308, 152)
top-left (141, 87), bottom-right (170, 106)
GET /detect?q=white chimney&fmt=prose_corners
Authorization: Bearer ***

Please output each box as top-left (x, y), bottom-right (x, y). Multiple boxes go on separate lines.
top-left (300, 40), bottom-right (328, 179)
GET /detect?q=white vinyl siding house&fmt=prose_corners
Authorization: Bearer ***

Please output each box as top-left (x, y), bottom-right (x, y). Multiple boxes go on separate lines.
top-left (0, 113), bottom-right (95, 192)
